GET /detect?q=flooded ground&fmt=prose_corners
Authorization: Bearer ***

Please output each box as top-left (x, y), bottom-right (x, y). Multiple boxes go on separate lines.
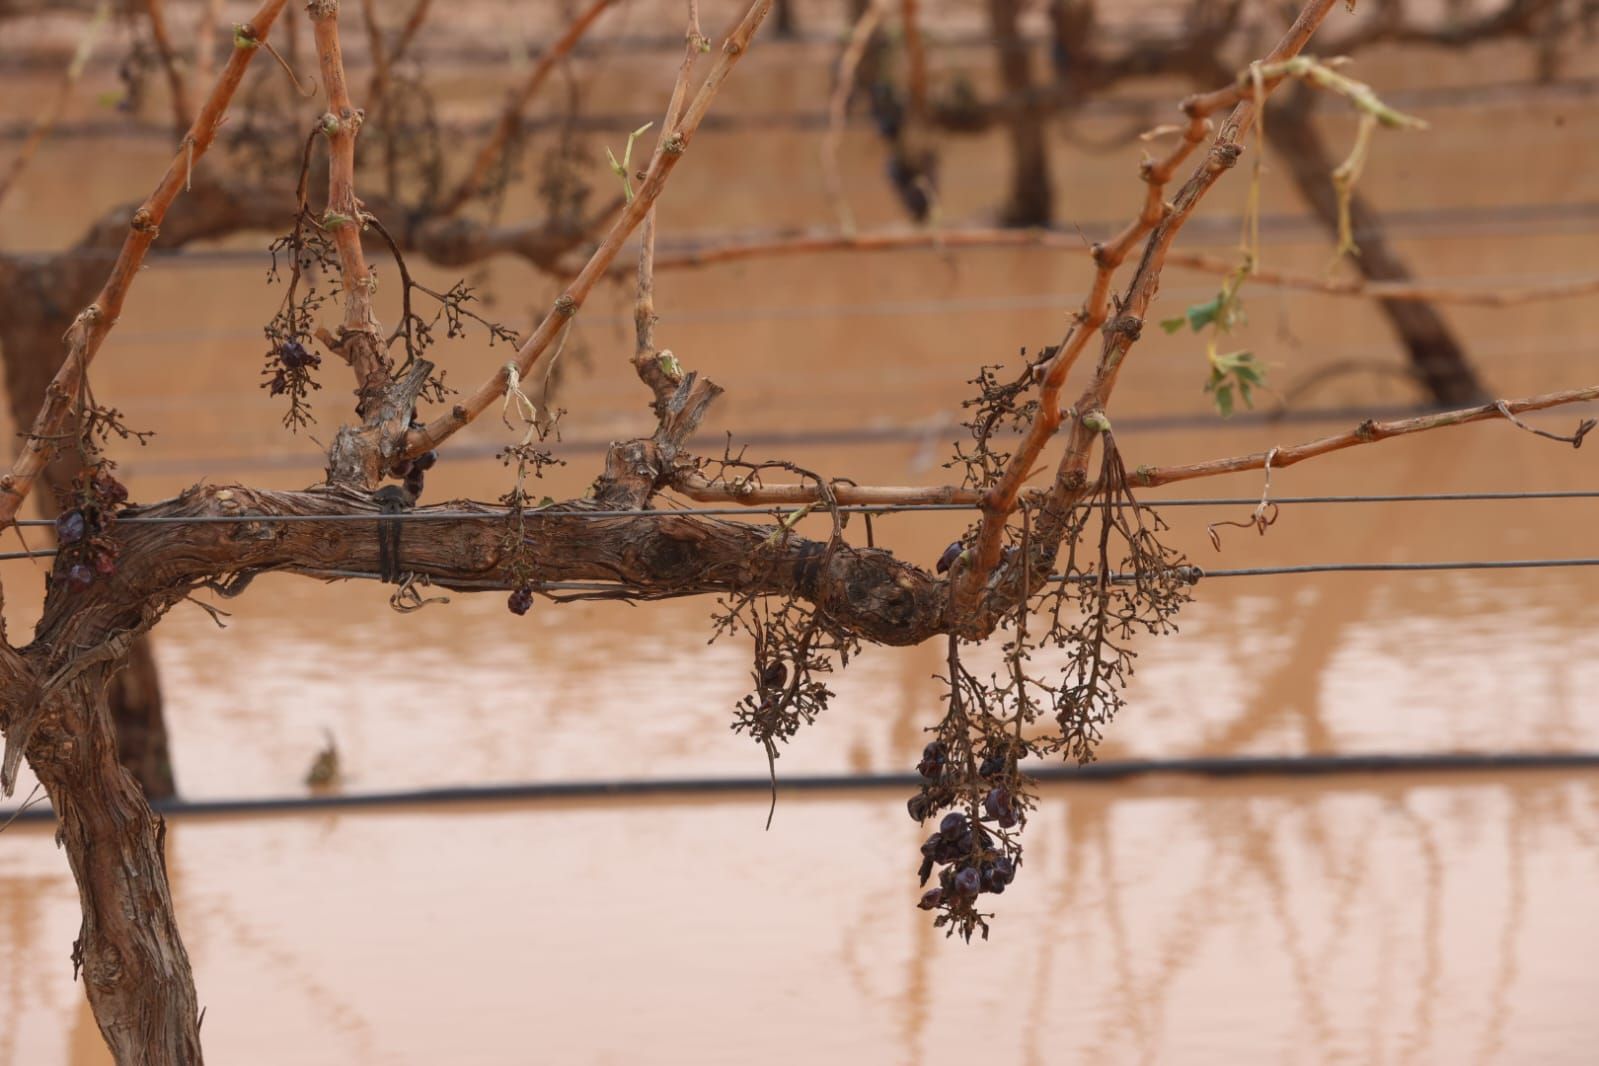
top-left (2, 5), bottom-right (1599, 1063)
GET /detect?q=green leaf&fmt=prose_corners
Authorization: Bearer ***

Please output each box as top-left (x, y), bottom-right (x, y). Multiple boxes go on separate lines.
top-left (1161, 315), bottom-right (1188, 334)
top-left (1184, 294), bottom-right (1226, 332)
top-left (1213, 384), bottom-right (1235, 418)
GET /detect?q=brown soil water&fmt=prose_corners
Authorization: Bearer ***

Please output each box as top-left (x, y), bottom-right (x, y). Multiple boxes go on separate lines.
top-left (1, 7), bottom-right (1598, 1063)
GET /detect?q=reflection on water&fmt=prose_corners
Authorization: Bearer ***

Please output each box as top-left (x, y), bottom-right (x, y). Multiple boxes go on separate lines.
top-left (3, 775), bottom-right (1598, 1065)
top-left (3, 13), bottom-right (1599, 1066)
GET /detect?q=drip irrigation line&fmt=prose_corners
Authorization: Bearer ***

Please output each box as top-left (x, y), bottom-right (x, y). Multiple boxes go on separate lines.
top-left (2, 751), bottom-right (1595, 823)
top-left (9, 488), bottom-right (1599, 531)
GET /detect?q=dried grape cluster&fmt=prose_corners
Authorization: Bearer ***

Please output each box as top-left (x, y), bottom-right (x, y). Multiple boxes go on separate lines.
top-left (903, 351), bottom-right (1196, 937)
top-left (905, 639), bottom-right (1035, 941)
top-left (1039, 434), bottom-right (1195, 761)
top-left (711, 590), bottom-right (859, 826)
top-left (945, 348), bottom-right (1050, 490)
top-left (262, 214), bottom-right (338, 429)
top-left (52, 466), bottom-right (129, 591)
top-left (497, 428), bottom-right (564, 616)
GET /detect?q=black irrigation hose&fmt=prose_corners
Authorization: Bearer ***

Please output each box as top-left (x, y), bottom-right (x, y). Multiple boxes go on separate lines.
top-left (3, 752), bottom-right (1596, 824)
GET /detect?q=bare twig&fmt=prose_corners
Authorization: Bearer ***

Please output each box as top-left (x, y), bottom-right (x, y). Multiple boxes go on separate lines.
top-left (957, 0), bottom-right (1344, 607)
top-left (0, 0), bottom-right (292, 536)
top-left (1131, 386), bottom-right (1599, 488)
top-left (404, 0), bottom-right (776, 459)
top-left (306, 0), bottom-right (388, 410)
top-left (640, 226), bottom-right (1599, 307)
top-left (634, 2), bottom-right (708, 409)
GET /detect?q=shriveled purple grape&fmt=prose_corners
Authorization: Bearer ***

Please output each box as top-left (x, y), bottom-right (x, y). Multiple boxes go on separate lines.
top-left (760, 660), bottom-right (788, 689)
top-left (984, 786), bottom-right (1014, 823)
top-left (953, 866), bottom-right (982, 899)
top-left (55, 510), bottom-right (86, 545)
top-left (939, 811), bottom-right (968, 838)
top-left (413, 450), bottom-right (438, 472)
top-left (917, 888), bottom-right (944, 911)
top-left (936, 540), bottom-right (963, 575)
top-left (907, 793), bottom-right (938, 822)
top-left (278, 339), bottom-right (319, 370)
top-left (507, 586), bottom-right (533, 615)
top-left (66, 564), bottom-right (94, 589)
top-left (978, 751), bottom-right (1006, 778)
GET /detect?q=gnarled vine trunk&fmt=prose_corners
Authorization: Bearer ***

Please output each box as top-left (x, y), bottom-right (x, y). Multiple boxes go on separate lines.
top-left (18, 669), bottom-right (201, 1065)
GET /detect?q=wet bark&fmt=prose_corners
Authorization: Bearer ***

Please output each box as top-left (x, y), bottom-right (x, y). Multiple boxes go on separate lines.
top-left (988, 0), bottom-right (1052, 226)
top-left (0, 252), bottom-right (177, 799)
top-left (1265, 85), bottom-right (1488, 405)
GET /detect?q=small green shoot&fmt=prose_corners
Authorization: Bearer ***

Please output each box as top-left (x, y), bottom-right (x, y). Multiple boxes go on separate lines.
top-left (605, 121), bottom-right (655, 203)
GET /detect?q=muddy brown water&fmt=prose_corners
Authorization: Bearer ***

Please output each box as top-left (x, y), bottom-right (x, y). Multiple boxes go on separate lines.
top-left (2, 11), bottom-right (1599, 1064)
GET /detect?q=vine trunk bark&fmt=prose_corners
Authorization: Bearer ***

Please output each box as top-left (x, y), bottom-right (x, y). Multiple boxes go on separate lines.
top-left (22, 668), bottom-right (203, 1065)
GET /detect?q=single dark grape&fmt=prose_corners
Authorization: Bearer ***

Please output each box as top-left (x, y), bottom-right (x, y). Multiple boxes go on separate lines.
top-left (403, 470), bottom-right (425, 499)
top-left (985, 786), bottom-right (1019, 829)
top-left (991, 856), bottom-right (1016, 885)
top-left (939, 811), bottom-right (968, 838)
top-left (66, 563), bottom-right (94, 589)
top-left (984, 786), bottom-right (1011, 819)
top-left (55, 510), bottom-right (86, 545)
top-left (390, 458), bottom-right (415, 479)
top-left (916, 740), bottom-right (947, 780)
top-left (935, 540), bottom-right (963, 575)
top-left (953, 866), bottom-right (982, 899)
top-left (917, 887), bottom-right (944, 911)
top-left (413, 450), bottom-right (438, 472)
top-left (978, 751), bottom-right (1006, 778)
top-left (278, 339), bottom-right (319, 370)
top-left (507, 586), bottom-right (533, 615)
top-left (760, 660), bottom-right (788, 689)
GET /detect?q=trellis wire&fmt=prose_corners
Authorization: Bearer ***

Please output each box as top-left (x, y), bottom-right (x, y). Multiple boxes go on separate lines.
top-left (7, 487), bottom-right (1599, 530)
